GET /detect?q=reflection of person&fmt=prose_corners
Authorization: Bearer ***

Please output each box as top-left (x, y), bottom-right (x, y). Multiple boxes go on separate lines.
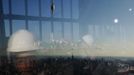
top-left (7, 29), bottom-right (43, 75)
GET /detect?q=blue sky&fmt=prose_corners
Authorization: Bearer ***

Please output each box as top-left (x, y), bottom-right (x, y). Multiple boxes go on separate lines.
top-left (80, 0), bottom-right (134, 56)
top-left (81, 0), bottom-right (134, 25)
top-left (3, 0), bottom-right (134, 56)
top-left (80, 0), bottom-right (134, 39)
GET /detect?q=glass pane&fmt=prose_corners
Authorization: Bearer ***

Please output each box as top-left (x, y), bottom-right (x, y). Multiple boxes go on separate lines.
top-left (11, 0), bottom-right (25, 15)
top-left (88, 25), bottom-right (95, 37)
top-left (28, 21), bottom-right (40, 39)
top-left (72, 0), bottom-right (79, 19)
top-left (54, 22), bottom-right (62, 40)
top-left (12, 20), bottom-right (26, 33)
top-left (41, 0), bottom-right (51, 17)
top-left (63, 0), bottom-right (71, 18)
top-left (4, 20), bottom-right (10, 37)
top-left (2, 0), bottom-right (9, 14)
top-left (94, 25), bottom-right (100, 39)
top-left (73, 23), bottom-right (79, 42)
top-left (42, 21), bottom-right (51, 42)
top-left (28, 0), bottom-right (39, 16)
top-left (64, 22), bottom-right (71, 41)
top-left (54, 0), bottom-right (62, 18)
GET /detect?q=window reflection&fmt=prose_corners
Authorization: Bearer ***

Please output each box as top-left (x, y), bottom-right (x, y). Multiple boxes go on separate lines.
top-left (73, 23), bottom-right (79, 42)
top-left (64, 22), bottom-right (71, 41)
top-left (54, 0), bottom-right (62, 18)
top-left (12, 20), bottom-right (25, 33)
top-left (28, 0), bottom-right (39, 16)
top-left (4, 20), bottom-right (10, 37)
top-left (54, 22), bottom-right (62, 40)
top-left (41, 21), bottom-right (51, 42)
top-left (2, 0), bottom-right (9, 14)
top-left (88, 25), bottom-right (94, 37)
top-left (63, 0), bottom-right (71, 18)
top-left (2, 0), bottom-right (80, 43)
top-left (11, 0), bottom-right (25, 15)
top-left (41, 0), bottom-right (51, 17)
top-left (72, 0), bottom-right (79, 19)
top-left (28, 21), bottom-right (40, 39)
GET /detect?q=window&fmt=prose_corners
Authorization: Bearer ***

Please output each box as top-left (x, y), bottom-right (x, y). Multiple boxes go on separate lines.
top-left (2, 0), bottom-right (80, 43)
top-left (28, 21), bottom-right (40, 39)
top-left (73, 23), bottom-right (79, 42)
top-left (94, 25), bottom-right (100, 39)
top-left (11, 0), bottom-right (25, 15)
top-left (28, 0), bottom-right (39, 16)
top-left (54, 0), bottom-right (62, 18)
top-left (63, 0), bottom-right (71, 18)
top-left (54, 22), bottom-right (62, 40)
top-left (42, 21), bottom-right (51, 42)
top-left (12, 20), bottom-right (26, 33)
top-left (113, 25), bottom-right (121, 39)
top-left (2, 0), bottom-right (9, 14)
top-left (41, 0), bottom-right (51, 17)
top-left (72, 0), bottom-right (79, 19)
top-left (64, 22), bottom-right (71, 41)
top-left (88, 25), bottom-right (95, 37)
top-left (4, 20), bottom-right (10, 37)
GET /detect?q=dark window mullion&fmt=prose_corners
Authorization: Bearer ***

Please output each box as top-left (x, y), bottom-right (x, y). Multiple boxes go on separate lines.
top-left (0, 0), bottom-right (5, 37)
top-left (9, 0), bottom-right (12, 35)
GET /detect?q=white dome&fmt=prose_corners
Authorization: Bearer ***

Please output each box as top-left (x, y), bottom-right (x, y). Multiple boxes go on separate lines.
top-left (7, 29), bottom-right (40, 52)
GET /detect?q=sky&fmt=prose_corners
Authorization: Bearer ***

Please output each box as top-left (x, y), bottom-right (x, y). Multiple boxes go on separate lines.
top-left (81, 0), bottom-right (134, 25)
top-left (2, 0), bottom-right (134, 57)
top-left (79, 0), bottom-right (134, 57)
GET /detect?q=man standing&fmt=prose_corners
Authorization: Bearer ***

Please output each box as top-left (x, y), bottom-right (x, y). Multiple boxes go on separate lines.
top-left (7, 29), bottom-right (43, 75)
